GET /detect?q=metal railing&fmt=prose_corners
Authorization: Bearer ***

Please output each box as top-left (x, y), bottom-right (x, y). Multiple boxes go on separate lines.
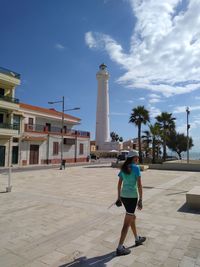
top-left (24, 124), bottom-right (90, 137)
top-left (0, 94), bottom-right (19, 104)
top-left (0, 123), bottom-right (19, 130)
top-left (0, 66), bottom-right (21, 79)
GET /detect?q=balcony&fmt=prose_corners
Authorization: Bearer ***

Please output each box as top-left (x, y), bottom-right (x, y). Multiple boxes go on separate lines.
top-left (0, 94), bottom-right (19, 104)
top-left (0, 123), bottom-right (19, 136)
top-left (24, 124), bottom-right (90, 138)
top-left (0, 67), bottom-right (21, 79)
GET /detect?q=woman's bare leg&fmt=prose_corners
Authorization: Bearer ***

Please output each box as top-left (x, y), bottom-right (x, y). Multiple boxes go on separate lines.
top-left (130, 214), bottom-right (138, 239)
top-left (118, 214), bottom-right (133, 246)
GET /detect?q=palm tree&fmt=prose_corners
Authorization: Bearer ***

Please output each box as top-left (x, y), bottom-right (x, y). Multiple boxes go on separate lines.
top-left (149, 123), bottom-right (161, 163)
top-left (142, 130), bottom-right (152, 158)
top-left (155, 112), bottom-right (176, 161)
top-left (129, 106), bottom-right (150, 163)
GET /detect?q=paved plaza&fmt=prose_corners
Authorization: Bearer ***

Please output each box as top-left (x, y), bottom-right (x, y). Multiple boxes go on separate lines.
top-left (0, 164), bottom-right (200, 267)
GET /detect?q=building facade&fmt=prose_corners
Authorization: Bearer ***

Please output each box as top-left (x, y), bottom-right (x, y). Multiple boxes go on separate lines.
top-left (0, 67), bottom-right (22, 167)
top-left (0, 67), bottom-right (90, 167)
top-left (19, 103), bottom-right (90, 165)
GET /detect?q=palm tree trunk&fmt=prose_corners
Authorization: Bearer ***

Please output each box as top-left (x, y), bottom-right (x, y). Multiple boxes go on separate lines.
top-left (163, 137), bottom-right (167, 161)
top-left (138, 123), bottom-right (142, 163)
top-left (152, 137), bottom-right (155, 163)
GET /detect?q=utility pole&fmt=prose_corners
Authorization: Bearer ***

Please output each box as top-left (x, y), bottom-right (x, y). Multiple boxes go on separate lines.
top-left (48, 97), bottom-right (80, 170)
top-left (186, 107), bottom-right (190, 164)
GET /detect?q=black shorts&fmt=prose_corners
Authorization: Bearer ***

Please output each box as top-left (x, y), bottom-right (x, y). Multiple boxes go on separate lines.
top-left (121, 197), bottom-right (138, 215)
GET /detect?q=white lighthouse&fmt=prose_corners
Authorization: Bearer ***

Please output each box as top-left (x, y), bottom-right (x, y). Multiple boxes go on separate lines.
top-left (95, 64), bottom-right (120, 151)
top-left (95, 63), bottom-right (110, 150)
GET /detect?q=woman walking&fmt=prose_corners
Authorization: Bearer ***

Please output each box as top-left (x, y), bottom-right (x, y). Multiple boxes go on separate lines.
top-left (116, 150), bottom-right (146, 256)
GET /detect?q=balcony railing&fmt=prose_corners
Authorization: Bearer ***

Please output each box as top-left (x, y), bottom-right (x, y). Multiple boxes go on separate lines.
top-left (0, 94), bottom-right (19, 104)
top-left (0, 123), bottom-right (19, 130)
top-left (24, 124), bottom-right (90, 138)
top-left (0, 66), bottom-right (21, 79)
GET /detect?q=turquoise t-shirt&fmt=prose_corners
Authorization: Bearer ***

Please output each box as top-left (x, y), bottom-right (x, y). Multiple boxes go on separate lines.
top-left (118, 164), bottom-right (141, 198)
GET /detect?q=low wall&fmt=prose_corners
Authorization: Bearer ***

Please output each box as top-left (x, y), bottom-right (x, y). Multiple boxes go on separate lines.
top-left (111, 162), bottom-right (149, 171)
top-left (149, 163), bottom-right (200, 172)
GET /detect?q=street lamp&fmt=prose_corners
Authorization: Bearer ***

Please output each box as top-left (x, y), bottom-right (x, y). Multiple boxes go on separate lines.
top-left (48, 96), bottom-right (80, 170)
top-left (186, 107), bottom-right (190, 164)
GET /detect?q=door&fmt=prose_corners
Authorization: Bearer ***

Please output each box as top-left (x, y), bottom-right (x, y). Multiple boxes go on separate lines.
top-left (12, 146), bottom-right (19, 164)
top-left (29, 145), bottom-right (39, 164)
top-left (46, 123), bottom-right (51, 131)
top-left (0, 146), bottom-right (6, 166)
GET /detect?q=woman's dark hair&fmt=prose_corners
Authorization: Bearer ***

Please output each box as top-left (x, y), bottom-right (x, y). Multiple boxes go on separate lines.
top-left (121, 157), bottom-right (133, 174)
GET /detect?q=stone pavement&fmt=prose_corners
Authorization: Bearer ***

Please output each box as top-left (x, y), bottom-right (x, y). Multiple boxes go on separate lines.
top-left (0, 164), bottom-right (200, 267)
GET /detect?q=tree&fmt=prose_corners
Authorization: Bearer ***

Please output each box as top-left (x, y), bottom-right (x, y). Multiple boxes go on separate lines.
top-left (149, 123), bottom-right (161, 163)
top-left (166, 132), bottom-right (193, 160)
top-left (155, 112), bottom-right (176, 161)
top-left (110, 131), bottom-right (122, 142)
top-left (119, 137), bottom-right (123, 142)
top-left (142, 130), bottom-right (152, 157)
top-left (129, 106), bottom-right (150, 163)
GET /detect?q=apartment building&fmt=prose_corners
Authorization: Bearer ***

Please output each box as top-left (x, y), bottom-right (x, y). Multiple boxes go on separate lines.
top-left (0, 66), bottom-right (90, 167)
top-left (19, 103), bottom-right (90, 165)
top-left (0, 67), bottom-right (22, 167)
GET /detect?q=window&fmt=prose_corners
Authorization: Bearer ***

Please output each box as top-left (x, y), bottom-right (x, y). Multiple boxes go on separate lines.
top-left (53, 142), bottom-right (59, 155)
top-left (28, 118), bottom-right (34, 130)
top-left (46, 123), bottom-right (51, 131)
top-left (13, 114), bottom-right (20, 130)
top-left (63, 138), bottom-right (75, 145)
top-left (0, 114), bottom-right (3, 123)
top-left (0, 88), bottom-right (5, 96)
top-left (28, 117), bottom-right (34, 125)
top-left (79, 143), bottom-right (84, 155)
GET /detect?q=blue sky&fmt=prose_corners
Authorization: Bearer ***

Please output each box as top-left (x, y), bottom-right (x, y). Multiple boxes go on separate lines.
top-left (1, 0), bottom-right (200, 152)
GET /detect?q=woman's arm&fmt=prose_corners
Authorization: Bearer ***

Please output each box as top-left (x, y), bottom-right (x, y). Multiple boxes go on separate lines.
top-left (137, 176), bottom-right (143, 210)
top-left (117, 178), bottom-right (122, 199)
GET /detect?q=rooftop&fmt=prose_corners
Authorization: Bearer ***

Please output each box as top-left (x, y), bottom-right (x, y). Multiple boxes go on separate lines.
top-left (20, 102), bottom-right (81, 122)
top-left (0, 66), bottom-right (21, 79)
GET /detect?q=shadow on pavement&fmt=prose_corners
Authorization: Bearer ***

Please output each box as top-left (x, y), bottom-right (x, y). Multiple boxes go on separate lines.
top-left (0, 191), bottom-right (7, 194)
top-left (178, 203), bottom-right (200, 214)
top-left (166, 190), bottom-right (188, 196)
top-left (59, 251), bottom-right (115, 267)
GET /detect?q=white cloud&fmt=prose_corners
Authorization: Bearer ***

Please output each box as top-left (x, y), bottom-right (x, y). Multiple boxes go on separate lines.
top-left (173, 105), bottom-right (200, 113)
top-left (139, 97), bottom-right (145, 101)
top-left (147, 104), bottom-right (161, 118)
top-left (149, 98), bottom-right (160, 104)
top-left (195, 96), bottom-right (200, 100)
top-left (149, 94), bottom-right (160, 99)
top-left (55, 43), bottom-right (65, 50)
top-left (85, 0), bottom-right (200, 97)
top-left (177, 118), bottom-right (200, 134)
top-left (85, 32), bottom-right (98, 48)
top-left (126, 100), bottom-right (134, 104)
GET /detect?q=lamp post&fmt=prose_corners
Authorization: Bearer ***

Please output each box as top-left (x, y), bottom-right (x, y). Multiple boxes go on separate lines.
top-left (186, 107), bottom-right (190, 164)
top-left (48, 96), bottom-right (80, 170)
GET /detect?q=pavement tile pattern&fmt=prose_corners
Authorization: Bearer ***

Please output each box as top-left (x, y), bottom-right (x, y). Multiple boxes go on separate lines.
top-left (0, 165), bottom-right (200, 267)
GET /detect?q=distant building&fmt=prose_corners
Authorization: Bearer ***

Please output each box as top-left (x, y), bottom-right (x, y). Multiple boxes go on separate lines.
top-left (90, 140), bottom-right (96, 152)
top-left (122, 138), bottom-right (146, 152)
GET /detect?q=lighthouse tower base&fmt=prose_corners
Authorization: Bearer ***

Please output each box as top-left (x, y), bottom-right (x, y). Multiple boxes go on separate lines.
top-left (97, 141), bottom-right (122, 152)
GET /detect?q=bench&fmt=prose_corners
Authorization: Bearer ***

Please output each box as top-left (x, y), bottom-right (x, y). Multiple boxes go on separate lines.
top-left (186, 186), bottom-right (200, 209)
